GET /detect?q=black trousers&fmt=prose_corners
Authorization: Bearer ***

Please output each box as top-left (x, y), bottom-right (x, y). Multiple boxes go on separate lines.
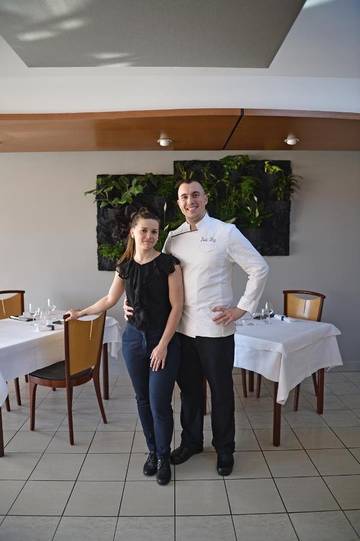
top-left (177, 333), bottom-right (235, 454)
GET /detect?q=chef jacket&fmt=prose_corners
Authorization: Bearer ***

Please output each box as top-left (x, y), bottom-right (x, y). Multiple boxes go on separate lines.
top-left (163, 213), bottom-right (269, 338)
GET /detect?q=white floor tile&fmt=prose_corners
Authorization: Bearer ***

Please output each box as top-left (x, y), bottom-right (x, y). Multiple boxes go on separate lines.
top-left (0, 452), bottom-right (41, 480)
top-left (0, 515), bottom-right (59, 541)
top-left (307, 448), bottom-right (360, 475)
top-left (176, 480), bottom-right (229, 515)
top-left (290, 511), bottom-right (359, 541)
top-left (54, 516), bottom-right (117, 541)
top-left (30, 453), bottom-right (85, 480)
top-left (264, 450), bottom-right (319, 477)
top-left (294, 427), bottom-right (344, 449)
top-left (64, 481), bottom-right (123, 516)
top-left (0, 481), bottom-right (25, 514)
top-left (9, 480), bottom-right (74, 516)
top-left (275, 476), bottom-right (339, 512)
top-left (176, 515), bottom-right (235, 541)
top-left (226, 478), bottom-right (285, 514)
top-left (233, 513), bottom-right (297, 541)
top-left (88, 431), bottom-right (133, 453)
top-left (120, 480), bottom-right (174, 516)
top-left (115, 517), bottom-right (174, 541)
top-left (324, 475), bottom-right (360, 509)
top-left (79, 453), bottom-right (129, 481)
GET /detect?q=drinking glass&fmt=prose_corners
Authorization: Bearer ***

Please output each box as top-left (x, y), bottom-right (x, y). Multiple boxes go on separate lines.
top-left (263, 301), bottom-right (274, 324)
top-left (32, 307), bottom-right (41, 329)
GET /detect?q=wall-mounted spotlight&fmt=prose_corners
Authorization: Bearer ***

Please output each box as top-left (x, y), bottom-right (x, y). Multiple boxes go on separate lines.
top-left (157, 135), bottom-right (173, 147)
top-left (284, 133), bottom-right (300, 146)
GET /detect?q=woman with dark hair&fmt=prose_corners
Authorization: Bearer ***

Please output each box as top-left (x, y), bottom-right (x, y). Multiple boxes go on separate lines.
top-left (66, 208), bottom-right (183, 485)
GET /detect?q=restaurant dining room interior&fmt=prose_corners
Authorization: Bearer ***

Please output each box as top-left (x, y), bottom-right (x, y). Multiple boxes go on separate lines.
top-left (0, 1), bottom-right (360, 540)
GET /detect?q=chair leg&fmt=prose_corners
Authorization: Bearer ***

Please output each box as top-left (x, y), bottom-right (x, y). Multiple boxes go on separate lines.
top-left (241, 369), bottom-right (247, 398)
top-left (14, 378), bottom-right (21, 406)
top-left (29, 380), bottom-right (38, 431)
top-left (256, 374), bottom-right (262, 398)
top-left (312, 372), bottom-right (318, 395)
top-left (5, 395), bottom-right (10, 412)
top-left (66, 384), bottom-right (74, 445)
top-left (0, 407), bottom-right (4, 457)
top-left (273, 382), bottom-right (281, 447)
top-left (102, 343), bottom-right (109, 400)
top-left (293, 384), bottom-right (300, 411)
top-left (93, 373), bottom-right (107, 424)
top-left (52, 388), bottom-right (56, 392)
top-left (317, 368), bottom-right (325, 414)
top-left (248, 371), bottom-right (254, 392)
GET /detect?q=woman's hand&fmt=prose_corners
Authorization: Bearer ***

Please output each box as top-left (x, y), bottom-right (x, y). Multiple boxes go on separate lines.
top-left (150, 343), bottom-right (168, 371)
top-left (64, 309), bottom-right (82, 320)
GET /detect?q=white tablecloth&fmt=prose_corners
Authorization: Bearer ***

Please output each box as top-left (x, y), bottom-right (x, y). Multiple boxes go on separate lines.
top-left (234, 318), bottom-right (343, 404)
top-left (0, 316), bottom-right (122, 406)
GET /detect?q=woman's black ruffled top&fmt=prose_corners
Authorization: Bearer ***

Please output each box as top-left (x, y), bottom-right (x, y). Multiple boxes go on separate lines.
top-left (117, 253), bottom-right (180, 332)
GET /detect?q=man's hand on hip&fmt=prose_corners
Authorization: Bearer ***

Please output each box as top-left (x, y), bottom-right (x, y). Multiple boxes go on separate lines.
top-left (123, 297), bottom-right (134, 320)
top-left (212, 306), bottom-right (247, 326)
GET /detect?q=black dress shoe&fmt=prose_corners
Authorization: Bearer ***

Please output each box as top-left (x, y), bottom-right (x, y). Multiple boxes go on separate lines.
top-left (217, 453), bottom-right (234, 476)
top-left (170, 445), bottom-right (203, 465)
top-left (143, 452), bottom-right (157, 476)
top-left (156, 457), bottom-right (171, 485)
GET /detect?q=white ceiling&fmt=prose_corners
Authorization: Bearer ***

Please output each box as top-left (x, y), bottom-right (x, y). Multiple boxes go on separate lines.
top-left (0, 0), bottom-right (305, 68)
top-left (0, 0), bottom-right (359, 113)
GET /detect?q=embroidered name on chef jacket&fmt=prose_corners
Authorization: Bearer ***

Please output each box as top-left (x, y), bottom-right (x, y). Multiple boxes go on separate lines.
top-left (200, 236), bottom-right (216, 244)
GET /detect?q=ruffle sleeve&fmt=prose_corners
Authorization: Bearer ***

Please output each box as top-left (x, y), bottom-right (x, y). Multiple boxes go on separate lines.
top-left (116, 259), bottom-right (132, 279)
top-left (155, 253), bottom-right (180, 275)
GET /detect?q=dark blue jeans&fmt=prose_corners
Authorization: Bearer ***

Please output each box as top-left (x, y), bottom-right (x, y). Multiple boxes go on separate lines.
top-left (122, 323), bottom-right (180, 459)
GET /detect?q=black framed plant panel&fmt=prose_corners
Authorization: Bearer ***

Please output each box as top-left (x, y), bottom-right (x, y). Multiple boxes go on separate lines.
top-left (174, 158), bottom-right (293, 256)
top-left (91, 156), bottom-right (296, 270)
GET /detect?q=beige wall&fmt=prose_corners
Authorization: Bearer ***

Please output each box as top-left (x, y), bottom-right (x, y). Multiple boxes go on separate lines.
top-left (0, 150), bottom-right (359, 366)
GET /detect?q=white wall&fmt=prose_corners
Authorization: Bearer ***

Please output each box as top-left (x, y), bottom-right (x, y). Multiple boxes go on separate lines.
top-left (0, 150), bottom-right (359, 366)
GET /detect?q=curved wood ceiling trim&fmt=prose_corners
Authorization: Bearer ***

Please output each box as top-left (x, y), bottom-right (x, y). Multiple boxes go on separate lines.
top-left (0, 108), bottom-right (359, 152)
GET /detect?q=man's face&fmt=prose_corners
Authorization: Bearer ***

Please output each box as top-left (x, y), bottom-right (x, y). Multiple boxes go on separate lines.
top-left (177, 181), bottom-right (208, 223)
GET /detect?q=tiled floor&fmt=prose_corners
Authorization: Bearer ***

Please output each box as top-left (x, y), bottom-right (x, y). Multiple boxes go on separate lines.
top-left (1, 363), bottom-right (360, 540)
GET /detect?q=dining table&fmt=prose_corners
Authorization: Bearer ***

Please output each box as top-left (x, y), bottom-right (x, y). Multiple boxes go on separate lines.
top-left (233, 317), bottom-right (343, 445)
top-left (0, 315), bottom-right (122, 456)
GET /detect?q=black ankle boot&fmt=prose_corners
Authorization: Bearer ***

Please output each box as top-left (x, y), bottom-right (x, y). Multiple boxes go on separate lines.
top-left (156, 457), bottom-right (171, 485)
top-left (143, 452), bottom-right (157, 476)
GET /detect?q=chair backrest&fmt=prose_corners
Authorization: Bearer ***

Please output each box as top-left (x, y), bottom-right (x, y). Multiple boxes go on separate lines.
top-left (0, 290), bottom-right (25, 320)
top-left (64, 312), bottom-right (106, 377)
top-left (283, 290), bottom-right (325, 322)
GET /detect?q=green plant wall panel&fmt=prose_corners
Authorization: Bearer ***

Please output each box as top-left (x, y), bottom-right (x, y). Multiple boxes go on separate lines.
top-left (90, 156), bottom-right (296, 270)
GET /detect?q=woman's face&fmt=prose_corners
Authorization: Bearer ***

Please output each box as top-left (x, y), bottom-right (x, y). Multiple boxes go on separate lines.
top-left (131, 218), bottom-right (159, 251)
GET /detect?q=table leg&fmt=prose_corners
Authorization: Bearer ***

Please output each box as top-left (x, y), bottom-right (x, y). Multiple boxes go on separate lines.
top-left (102, 343), bottom-right (109, 400)
top-left (317, 368), bottom-right (325, 414)
top-left (273, 382), bottom-right (281, 447)
top-left (248, 371), bottom-right (254, 393)
top-left (0, 407), bottom-right (4, 457)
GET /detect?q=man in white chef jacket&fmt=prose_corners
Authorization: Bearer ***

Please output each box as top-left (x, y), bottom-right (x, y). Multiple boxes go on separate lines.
top-left (163, 178), bottom-right (269, 476)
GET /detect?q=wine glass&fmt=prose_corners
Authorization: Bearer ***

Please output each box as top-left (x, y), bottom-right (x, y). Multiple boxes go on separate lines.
top-left (263, 301), bottom-right (274, 324)
top-left (47, 298), bottom-right (56, 321)
top-left (32, 307), bottom-right (41, 329)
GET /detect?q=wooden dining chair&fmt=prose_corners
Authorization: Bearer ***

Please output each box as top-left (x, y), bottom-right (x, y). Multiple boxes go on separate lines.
top-left (255, 290), bottom-right (326, 409)
top-left (0, 290), bottom-right (25, 410)
top-left (29, 312), bottom-right (107, 445)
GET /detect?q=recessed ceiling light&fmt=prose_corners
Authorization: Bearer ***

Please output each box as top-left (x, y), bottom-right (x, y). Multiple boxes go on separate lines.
top-left (157, 135), bottom-right (173, 147)
top-left (284, 133), bottom-right (300, 145)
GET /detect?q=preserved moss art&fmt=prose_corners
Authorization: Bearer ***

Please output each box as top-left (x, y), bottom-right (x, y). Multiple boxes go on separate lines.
top-left (85, 155), bottom-right (299, 270)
